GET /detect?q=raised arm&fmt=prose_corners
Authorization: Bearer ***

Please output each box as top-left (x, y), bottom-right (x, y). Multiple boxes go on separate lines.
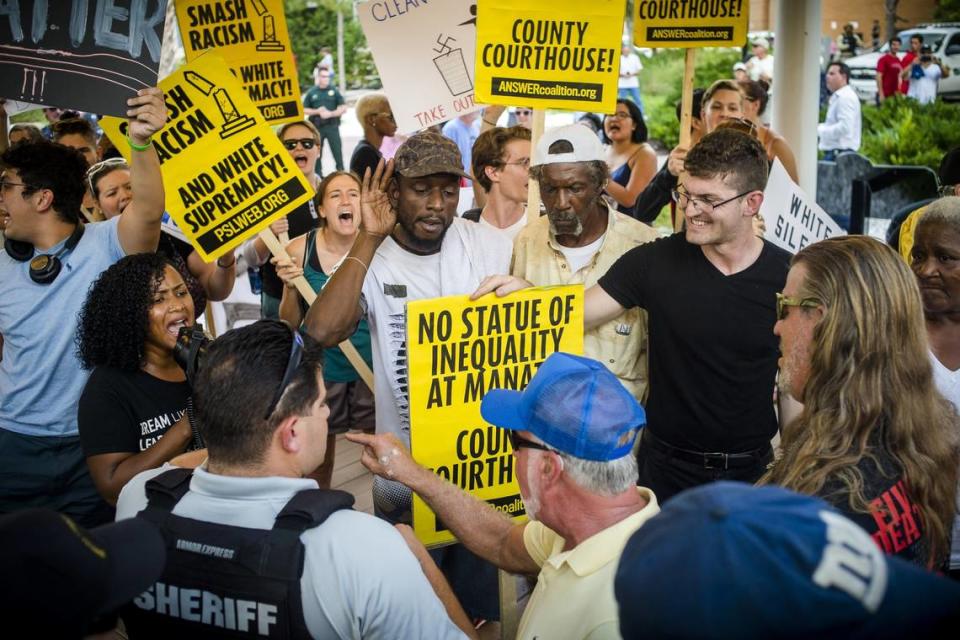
top-left (302, 160), bottom-right (396, 347)
top-left (346, 432), bottom-right (540, 575)
top-left (187, 250), bottom-right (237, 302)
top-left (605, 146), bottom-right (658, 209)
top-left (118, 87), bottom-right (167, 254)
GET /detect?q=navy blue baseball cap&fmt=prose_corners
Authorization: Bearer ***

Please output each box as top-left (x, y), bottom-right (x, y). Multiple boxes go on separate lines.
top-left (480, 352), bottom-right (645, 461)
top-left (615, 482), bottom-right (960, 639)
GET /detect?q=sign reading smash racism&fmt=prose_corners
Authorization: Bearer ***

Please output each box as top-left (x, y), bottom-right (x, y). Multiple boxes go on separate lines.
top-left (358, 0), bottom-right (481, 134)
top-left (0, 0), bottom-right (167, 117)
top-left (176, 0), bottom-right (302, 125)
top-left (100, 53), bottom-right (312, 262)
top-left (475, 0), bottom-right (625, 112)
top-left (633, 0), bottom-right (749, 48)
top-left (761, 159), bottom-right (846, 254)
top-left (407, 286), bottom-right (584, 546)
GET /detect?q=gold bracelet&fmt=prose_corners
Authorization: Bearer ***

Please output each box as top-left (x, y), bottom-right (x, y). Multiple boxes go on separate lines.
top-left (342, 256), bottom-right (368, 275)
top-left (361, 228), bottom-right (387, 239)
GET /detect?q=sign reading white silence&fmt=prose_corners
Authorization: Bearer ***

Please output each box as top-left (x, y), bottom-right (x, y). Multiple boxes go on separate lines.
top-left (761, 159), bottom-right (845, 254)
top-left (358, 0), bottom-right (481, 134)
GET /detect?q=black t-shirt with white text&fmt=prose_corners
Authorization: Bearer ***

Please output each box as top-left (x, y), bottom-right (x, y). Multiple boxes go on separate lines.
top-left (598, 233), bottom-right (790, 452)
top-left (79, 367), bottom-right (189, 456)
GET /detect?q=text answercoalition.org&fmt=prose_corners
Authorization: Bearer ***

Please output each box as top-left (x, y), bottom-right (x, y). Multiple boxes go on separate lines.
top-left (646, 26), bottom-right (733, 41)
top-left (490, 77), bottom-right (601, 102)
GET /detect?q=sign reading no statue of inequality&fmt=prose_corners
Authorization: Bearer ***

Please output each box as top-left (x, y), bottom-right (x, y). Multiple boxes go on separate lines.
top-left (359, 0), bottom-right (481, 134)
top-left (407, 286), bottom-right (584, 546)
top-left (761, 159), bottom-right (845, 254)
top-left (475, 0), bottom-right (625, 113)
top-left (176, 0), bottom-right (302, 125)
top-left (100, 53), bottom-right (313, 263)
top-left (0, 0), bottom-right (167, 117)
top-left (633, 0), bottom-right (749, 48)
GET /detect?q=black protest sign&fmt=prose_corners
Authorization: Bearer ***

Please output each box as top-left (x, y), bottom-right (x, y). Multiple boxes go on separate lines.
top-left (0, 0), bottom-right (167, 116)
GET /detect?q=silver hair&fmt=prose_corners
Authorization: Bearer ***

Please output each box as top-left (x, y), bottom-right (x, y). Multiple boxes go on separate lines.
top-left (919, 196), bottom-right (960, 230)
top-left (556, 450), bottom-right (638, 496)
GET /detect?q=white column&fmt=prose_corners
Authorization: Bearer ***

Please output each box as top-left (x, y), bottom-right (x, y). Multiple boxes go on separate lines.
top-left (772, 0), bottom-right (822, 195)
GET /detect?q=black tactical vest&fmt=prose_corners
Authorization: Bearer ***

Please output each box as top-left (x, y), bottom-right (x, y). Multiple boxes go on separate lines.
top-left (122, 468), bottom-right (354, 639)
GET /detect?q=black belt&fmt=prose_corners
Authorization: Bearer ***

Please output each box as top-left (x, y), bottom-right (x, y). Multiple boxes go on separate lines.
top-left (642, 430), bottom-right (770, 470)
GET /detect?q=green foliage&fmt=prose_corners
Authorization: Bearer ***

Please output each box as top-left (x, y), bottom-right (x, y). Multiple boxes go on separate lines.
top-left (642, 48), bottom-right (741, 149)
top-left (859, 96), bottom-right (960, 170)
top-left (934, 0), bottom-right (960, 22)
top-left (284, 0), bottom-right (377, 90)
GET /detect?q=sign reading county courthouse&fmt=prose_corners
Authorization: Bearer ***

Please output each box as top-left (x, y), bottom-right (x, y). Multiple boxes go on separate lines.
top-left (101, 53), bottom-right (312, 263)
top-left (761, 159), bottom-right (845, 254)
top-left (475, 0), bottom-right (625, 113)
top-left (359, 0), bottom-right (481, 134)
top-left (633, 0), bottom-right (749, 48)
top-left (176, 0), bottom-right (302, 124)
top-left (0, 0), bottom-right (166, 117)
top-left (407, 286), bottom-right (584, 546)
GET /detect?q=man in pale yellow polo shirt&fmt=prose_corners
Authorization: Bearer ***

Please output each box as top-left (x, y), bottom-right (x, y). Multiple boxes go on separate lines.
top-left (348, 352), bottom-right (659, 640)
top-left (512, 124), bottom-right (658, 402)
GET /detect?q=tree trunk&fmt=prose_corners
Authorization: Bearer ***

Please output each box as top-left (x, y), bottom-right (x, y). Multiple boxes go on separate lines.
top-left (885, 0), bottom-right (899, 42)
top-left (337, 11), bottom-right (346, 93)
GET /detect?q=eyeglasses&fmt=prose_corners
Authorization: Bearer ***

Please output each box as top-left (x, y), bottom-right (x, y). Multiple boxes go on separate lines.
top-left (283, 138), bottom-right (316, 151)
top-left (85, 157), bottom-right (128, 193)
top-left (671, 188), bottom-right (754, 214)
top-left (938, 184), bottom-right (958, 198)
top-left (0, 179), bottom-right (34, 191)
top-left (264, 327), bottom-right (305, 420)
top-left (509, 431), bottom-right (552, 454)
top-left (515, 109), bottom-right (532, 116)
top-left (502, 158), bottom-right (531, 169)
top-left (776, 293), bottom-right (820, 320)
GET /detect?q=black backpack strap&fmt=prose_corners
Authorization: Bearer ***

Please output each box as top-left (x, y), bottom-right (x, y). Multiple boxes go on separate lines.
top-left (144, 467), bottom-right (194, 512)
top-left (273, 489), bottom-right (355, 533)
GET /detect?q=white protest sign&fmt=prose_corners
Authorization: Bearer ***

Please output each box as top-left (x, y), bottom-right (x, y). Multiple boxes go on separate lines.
top-left (358, 0), bottom-right (481, 134)
top-left (762, 158), bottom-right (845, 253)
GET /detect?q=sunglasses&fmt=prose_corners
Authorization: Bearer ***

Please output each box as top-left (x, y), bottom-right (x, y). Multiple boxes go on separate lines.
top-left (86, 157), bottom-right (128, 194)
top-left (515, 109), bottom-right (532, 116)
top-left (508, 431), bottom-right (551, 453)
top-left (264, 327), bottom-right (305, 420)
top-left (283, 138), bottom-right (316, 151)
top-left (776, 292), bottom-right (820, 320)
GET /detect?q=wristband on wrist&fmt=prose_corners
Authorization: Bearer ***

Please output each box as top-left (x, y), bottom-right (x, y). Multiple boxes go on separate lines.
top-left (126, 135), bottom-right (153, 151)
top-left (482, 118), bottom-right (497, 126)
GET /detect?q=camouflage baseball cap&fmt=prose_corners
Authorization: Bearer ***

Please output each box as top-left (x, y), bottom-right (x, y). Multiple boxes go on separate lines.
top-left (393, 130), bottom-right (473, 180)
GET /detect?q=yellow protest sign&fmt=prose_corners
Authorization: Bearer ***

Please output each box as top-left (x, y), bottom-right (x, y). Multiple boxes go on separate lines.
top-left (407, 286), bottom-right (584, 546)
top-left (176, 0), bottom-right (302, 124)
top-left (633, 0), bottom-right (749, 48)
top-left (101, 53), bottom-right (313, 263)
top-left (475, 0), bottom-right (625, 113)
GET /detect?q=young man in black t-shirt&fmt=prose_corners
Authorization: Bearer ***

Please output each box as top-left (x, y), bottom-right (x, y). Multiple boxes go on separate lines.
top-left (475, 129), bottom-right (790, 503)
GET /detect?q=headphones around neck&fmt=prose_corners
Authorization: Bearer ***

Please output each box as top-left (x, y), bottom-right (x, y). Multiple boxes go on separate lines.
top-left (4, 224), bottom-right (85, 284)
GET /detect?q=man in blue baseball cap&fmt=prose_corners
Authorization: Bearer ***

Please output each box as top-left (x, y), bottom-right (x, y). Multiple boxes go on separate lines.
top-left (348, 352), bottom-right (659, 640)
top-left (615, 481), bottom-right (960, 639)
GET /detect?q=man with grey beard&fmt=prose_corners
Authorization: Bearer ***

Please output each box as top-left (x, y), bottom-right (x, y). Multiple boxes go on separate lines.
top-left (511, 124), bottom-right (658, 401)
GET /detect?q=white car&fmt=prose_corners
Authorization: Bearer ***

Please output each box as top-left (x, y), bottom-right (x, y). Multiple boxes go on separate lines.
top-left (846, 24), bottom-right (960, 103)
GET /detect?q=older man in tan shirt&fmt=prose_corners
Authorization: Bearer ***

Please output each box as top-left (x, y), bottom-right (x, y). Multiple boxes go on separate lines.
top-left (511, 124), bottom-right (658, 401)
